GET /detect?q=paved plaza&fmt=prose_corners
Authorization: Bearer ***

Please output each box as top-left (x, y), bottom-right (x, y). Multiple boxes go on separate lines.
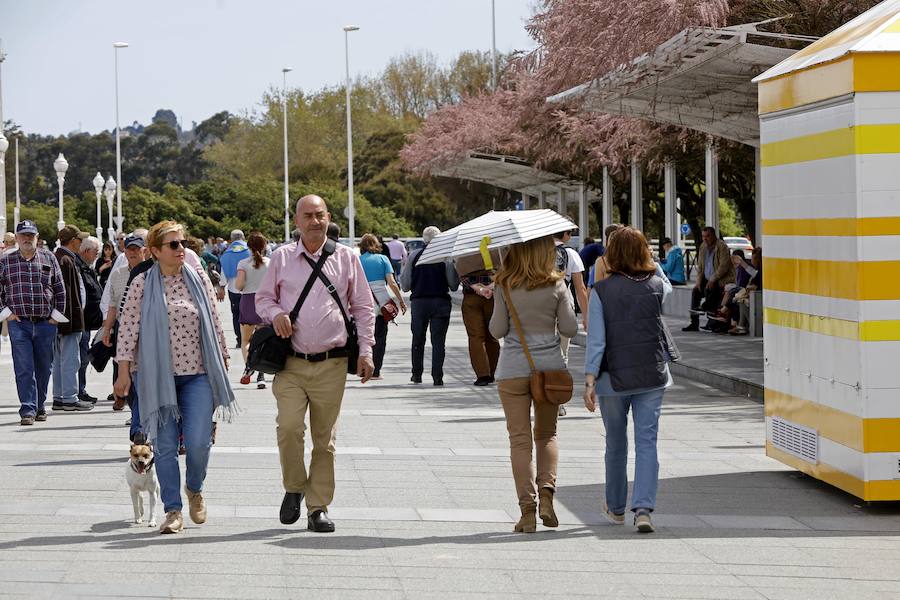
top-left (1, 303), bottom-right (899, 600)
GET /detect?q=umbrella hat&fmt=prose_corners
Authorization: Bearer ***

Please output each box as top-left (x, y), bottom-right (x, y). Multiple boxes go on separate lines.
top-left (416, 209), bottom-right (575, 265)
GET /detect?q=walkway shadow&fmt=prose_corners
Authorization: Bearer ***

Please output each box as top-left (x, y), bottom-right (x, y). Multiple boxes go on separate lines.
top-left (14, 457), bottom-right (127, 467)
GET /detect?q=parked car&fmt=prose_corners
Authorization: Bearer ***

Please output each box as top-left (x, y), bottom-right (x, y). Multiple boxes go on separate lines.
top-left (723, 236), bottom-right (753, 258)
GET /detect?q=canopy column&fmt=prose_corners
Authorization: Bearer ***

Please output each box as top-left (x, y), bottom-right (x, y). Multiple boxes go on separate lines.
top-left (705, 142), bottom-right (719, 233)
top-left (602, 166), bottom-right (613, 232)
top-left (664, 160), bottom-right (677, 242)
top-left (630, 159), bottom-right (643, 229)
top-left (557, 187), bottom-right (566, 214)
top-left (577, 183), bottom-right (588, 240)
top-left (754, 147), bottom-right (762, 246)
top-left (539, 191), bottom-right (547, 209)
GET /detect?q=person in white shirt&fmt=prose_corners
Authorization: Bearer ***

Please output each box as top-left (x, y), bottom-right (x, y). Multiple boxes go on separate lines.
top-left (552, 228), bottom-right (588, 417)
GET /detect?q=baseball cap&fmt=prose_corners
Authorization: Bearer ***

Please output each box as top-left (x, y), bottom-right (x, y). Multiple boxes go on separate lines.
top-left (124, 235), bottom-right (145, 249)
top-left (58, 225), bottom-right (88, 245)
top-left (15, 220), bottom-right (39, 235)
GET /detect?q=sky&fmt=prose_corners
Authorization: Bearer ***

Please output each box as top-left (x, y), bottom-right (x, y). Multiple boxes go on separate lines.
top-left (0, 0), bottom-right (538, 136)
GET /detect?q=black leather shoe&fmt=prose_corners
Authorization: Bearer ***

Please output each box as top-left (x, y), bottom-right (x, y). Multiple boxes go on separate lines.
top-left (410, 375), bottom-right (422, 384)
top-left (433, 378), bottom-right (444, 386)
top-left (307, 509), bottom-right (335, 533)
top-left (279, 492), bottom-right (304, 525)
top-left (682, 324), bottom-right (699, 332)
top-left (78, 392), bottom-right (98, 404)
top-left (473, 376), bottom-right (490, 386)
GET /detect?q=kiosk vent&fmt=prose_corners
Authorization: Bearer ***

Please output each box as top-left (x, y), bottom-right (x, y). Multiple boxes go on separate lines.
top-left (771, 417), bottom-right (818, 464)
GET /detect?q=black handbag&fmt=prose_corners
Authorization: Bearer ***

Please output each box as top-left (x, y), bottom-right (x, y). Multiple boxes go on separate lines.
top-left (303, 254), bottom-right (360, 375)
top-left (247, 243), bottom-right (334, 374)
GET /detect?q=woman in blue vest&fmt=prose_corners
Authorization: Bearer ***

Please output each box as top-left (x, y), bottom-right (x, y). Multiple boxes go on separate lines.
top-left (583, 227), bottom-right (673, 533)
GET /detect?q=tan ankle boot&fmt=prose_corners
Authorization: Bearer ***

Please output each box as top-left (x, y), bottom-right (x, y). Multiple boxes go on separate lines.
top-left (539, 488), bottom-right (558, 527)
top-left (513, 508), bottom-right (536, 533)
top-left (159, 510), bottom-right (183, 534)
top-left (185, 487), bottom-right (207, 524)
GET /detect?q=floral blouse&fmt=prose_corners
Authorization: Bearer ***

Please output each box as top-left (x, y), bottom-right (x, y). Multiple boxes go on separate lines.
top-left (116, 266), bottom-right (229, 375)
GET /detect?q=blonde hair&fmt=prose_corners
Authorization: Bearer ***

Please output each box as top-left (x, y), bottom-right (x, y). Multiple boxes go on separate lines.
top-left (605, 227), bottom-right (656, 276)
top-left (146, 221), bottom-right (186, 259)
top-left (359, 233), bottom-right (382, 254)
top-left (493, 236), bottom-right (564, 291)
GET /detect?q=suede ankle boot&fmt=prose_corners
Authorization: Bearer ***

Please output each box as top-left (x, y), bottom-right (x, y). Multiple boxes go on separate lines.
top-left (539, 488), bottom-right (558, 527)
top-left (513, 507), bottom-right (536, 533)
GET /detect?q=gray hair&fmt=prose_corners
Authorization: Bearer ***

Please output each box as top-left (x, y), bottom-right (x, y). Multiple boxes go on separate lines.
top-left (230, 229), bottom-right (245, 241)
top-left (80, 236), bottom-right (101, 253)
top-left (422, 226), bottom-right (440, 243)
top-left (132, 228), bottom-right (149, 241)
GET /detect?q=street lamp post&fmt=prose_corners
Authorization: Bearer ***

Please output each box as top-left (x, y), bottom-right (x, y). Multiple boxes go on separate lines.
top-left (282, 67), bottom-right (292, 243)
top-left (104, 176), bottom-right (116, 243)
top-left (54, 153), bottom-right (68, 232)
top-left (343, 25), bottom-right (359, 246)
top-left (0, 132), bottom-right (8, 237)
top-left (0, 39), bottom-right (6, 236)
top-left (14, 137), bottom-right (19, 229)
top-left (491, 0), bottom-right (497, 90)
top-left (92, 172), bottom-right (104, 240)
top-left (113, 42), bottom-right (128, 234)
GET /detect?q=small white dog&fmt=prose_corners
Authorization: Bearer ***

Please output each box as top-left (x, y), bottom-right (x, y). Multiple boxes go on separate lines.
top-left (126, 442), bottom-right (159, 527)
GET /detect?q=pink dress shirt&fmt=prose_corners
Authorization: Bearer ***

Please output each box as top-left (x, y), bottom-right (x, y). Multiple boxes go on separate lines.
top-left (255, 239), bottom-right (375, 357)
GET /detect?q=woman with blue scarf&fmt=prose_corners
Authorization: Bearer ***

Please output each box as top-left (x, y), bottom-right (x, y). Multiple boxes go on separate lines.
top-left (115, 221), bottom-right (236, 534)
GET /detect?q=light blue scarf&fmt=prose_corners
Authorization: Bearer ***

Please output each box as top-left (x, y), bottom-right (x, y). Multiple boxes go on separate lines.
top-left (138, 263), bottom-right (237, 441)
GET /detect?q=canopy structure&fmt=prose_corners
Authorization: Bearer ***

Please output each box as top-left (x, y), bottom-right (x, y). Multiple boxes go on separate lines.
top-left (431, 152), bottom-right (597, 240)
top-left (432, 152), bottom-right (575, 198)
top-left (547, 27), bottom-right (797, 147)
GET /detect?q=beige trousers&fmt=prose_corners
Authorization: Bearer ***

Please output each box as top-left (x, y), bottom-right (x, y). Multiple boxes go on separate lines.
top-left (273, 356), bottom-right (347, 511)
top-left (498, 377), bottom-right (559, 510)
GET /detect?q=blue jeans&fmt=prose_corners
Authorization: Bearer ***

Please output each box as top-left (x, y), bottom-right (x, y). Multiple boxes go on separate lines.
top-left (410, 297), bottom-right (451, 380)
top-left (8, 319), bottom-right (57, 418)
top-left (52, 332), bottom-right (82, 404)
top-left (155, 374), bottom-right (214, 513)
top-left (598, 388), bottom-right (664, 513)
top-left (78, 330), bottom-right (92, 395)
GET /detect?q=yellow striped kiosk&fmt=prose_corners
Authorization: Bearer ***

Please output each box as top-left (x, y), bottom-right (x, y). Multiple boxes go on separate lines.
top-left (754, 0), bottom-right (900, 501)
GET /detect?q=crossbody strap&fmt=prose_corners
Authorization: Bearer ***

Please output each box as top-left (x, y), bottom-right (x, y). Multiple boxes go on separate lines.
top-left (301, 249), bottom-right (354, 334)
top-left (501, 283), bottom-right (536, 373)
top-left (288, 240), bottom-right (334, 323)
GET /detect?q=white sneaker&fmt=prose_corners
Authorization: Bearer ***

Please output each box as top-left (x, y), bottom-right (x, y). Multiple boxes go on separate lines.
top-left (558, 405), bottom-right (567, 417)
top-left (634, 509), bottom-right (654, 533)
top-left (602, 504), bottom-right (625, 525)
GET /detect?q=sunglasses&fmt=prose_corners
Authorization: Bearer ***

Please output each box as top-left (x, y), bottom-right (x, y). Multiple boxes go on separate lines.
top-left (161, 240), bottom-right (187, 250)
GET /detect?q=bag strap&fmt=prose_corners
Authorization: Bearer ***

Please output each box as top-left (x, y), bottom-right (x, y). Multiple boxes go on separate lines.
top-left (501, 283), bottom-right (536, 373)
top-left (288, 239), bottom-right (335, 323)
top-left (301, 244), bottom-right (354, 335)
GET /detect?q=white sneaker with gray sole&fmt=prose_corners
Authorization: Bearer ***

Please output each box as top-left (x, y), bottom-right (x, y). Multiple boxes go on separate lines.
top-left (634, 509), bottom-right (654, 533)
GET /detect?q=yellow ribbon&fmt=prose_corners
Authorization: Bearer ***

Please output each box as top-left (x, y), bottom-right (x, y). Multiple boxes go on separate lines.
top-left (479, 235), bottom-right (493, 270)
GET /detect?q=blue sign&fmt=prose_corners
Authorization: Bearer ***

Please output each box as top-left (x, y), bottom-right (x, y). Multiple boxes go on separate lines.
top-left (680, 223), bottom-right (691, 235)
top-left (514, 199), bottom-right (525, 211)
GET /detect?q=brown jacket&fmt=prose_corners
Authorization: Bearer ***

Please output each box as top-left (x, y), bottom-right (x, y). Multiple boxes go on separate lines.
top-left (53, 247), bottom-right (85, 335)
top-left (698, 239), bottom-right (735, 286)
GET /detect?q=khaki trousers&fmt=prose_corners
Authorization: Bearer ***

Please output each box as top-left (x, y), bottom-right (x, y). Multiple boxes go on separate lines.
top-left (498, 377), bottom-right (559, 510)
top-left (461, 293), bottom-right (500, 378)
top-left (273, 356), bottom-right (347, 511)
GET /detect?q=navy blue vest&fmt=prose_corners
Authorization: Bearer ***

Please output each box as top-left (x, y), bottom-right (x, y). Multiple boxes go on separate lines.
top-left (410, 246), bottom-right (451, 301)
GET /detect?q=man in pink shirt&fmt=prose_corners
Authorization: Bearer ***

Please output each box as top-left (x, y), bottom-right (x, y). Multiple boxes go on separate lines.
top-left (255, 195), bottom-right (375, 533)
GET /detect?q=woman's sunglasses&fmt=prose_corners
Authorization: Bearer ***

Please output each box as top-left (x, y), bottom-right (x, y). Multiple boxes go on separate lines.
top-left (162, 240), bottom-right (187, 250)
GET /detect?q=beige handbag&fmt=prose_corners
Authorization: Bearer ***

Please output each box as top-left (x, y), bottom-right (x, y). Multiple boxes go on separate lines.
top-left (502, 284), bottom-right (574, 405)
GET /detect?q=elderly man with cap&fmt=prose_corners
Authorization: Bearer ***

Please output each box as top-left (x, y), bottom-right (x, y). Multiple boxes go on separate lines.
top-left (52, 225), bottom-right (92, 411)
top-left (0, 221), bottom-right (68, 425)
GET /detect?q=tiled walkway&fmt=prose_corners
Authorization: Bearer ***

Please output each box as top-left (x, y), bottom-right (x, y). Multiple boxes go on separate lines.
top-left (1, 303), bottom-right (898, 599)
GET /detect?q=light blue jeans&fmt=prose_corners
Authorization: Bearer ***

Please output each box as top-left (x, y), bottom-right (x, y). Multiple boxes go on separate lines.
top-left (598, 388), bottom-right (664, 514)
top-left (155, 374), bottom-right (214, 513)
top-left (52, 332), bottom-right (83, 404)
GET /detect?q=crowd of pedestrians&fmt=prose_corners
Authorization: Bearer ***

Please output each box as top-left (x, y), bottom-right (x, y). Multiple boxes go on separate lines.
top-left (1, 200), bottom-right (686, 536)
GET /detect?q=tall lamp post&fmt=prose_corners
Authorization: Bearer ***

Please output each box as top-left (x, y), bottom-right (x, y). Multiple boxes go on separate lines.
top-left (92, 172), bottom-right (104, 240)
top-left (0, 133), bottom-right (7, 236)
top-left (0, 39), bottom-right (7, 236)
top-left (491, 0), bottom-right (497, 90)
top-left (113, 42), bottom-right (128, 234)
top-left (282, 67), bottom-right (292, 243)
top-left (104, 176), bottom-right (116, 243)
top-left (343, 25), bottom-right (359, 246)
top-left (54, 153), bottom-right (68, 232)
top-left (13, 137), bottom-right (19, 229)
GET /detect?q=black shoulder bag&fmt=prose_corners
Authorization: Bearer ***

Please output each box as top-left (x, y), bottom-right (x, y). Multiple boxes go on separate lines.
top-left (247, 242), bottom-right (334, 374)
top-left (302, 253), bottom-right (360, 375)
